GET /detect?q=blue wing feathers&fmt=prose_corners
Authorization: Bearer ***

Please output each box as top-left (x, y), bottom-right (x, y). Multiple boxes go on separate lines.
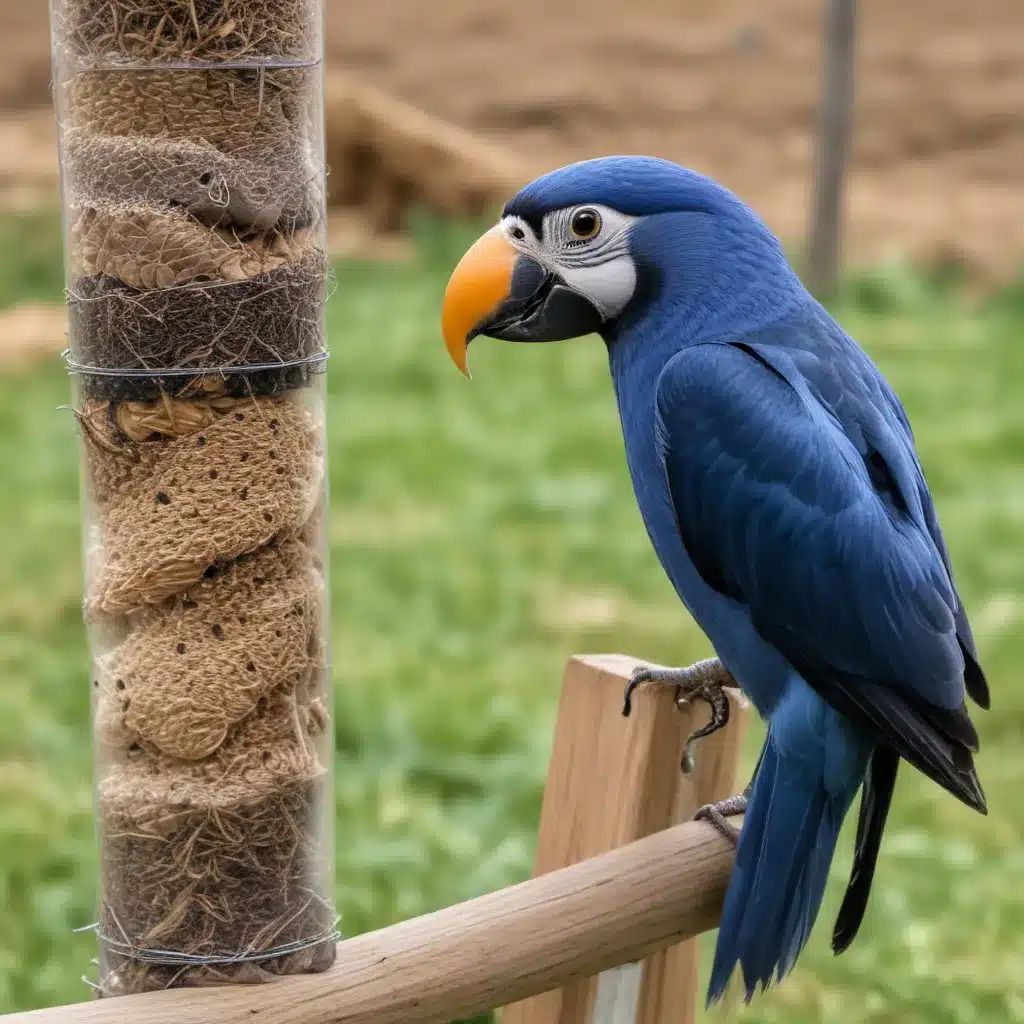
top-left (655, 340), bottom-right (985, 811)
top-left (917, 476), bottom-right (990, 708)
top-left (643, 308), bottom-right (987, 1004)
top-left (657, 343), bottom-right (958, 684)
top-left (745, 315), bottom-right (989, 708)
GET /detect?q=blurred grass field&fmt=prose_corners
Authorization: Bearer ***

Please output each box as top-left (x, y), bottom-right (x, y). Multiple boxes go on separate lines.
top-left (0, 213), bottom-right (1022, 1022)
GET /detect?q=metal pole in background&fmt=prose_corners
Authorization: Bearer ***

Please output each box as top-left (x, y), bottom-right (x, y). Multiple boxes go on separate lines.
top-left (807, 0), bottom-right (858, 299)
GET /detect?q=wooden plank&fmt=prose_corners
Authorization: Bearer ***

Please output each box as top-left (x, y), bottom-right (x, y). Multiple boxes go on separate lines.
top-left (6, 816), bottom-right (742, 1024)
top-left (593, 963), bottom-right (644, 1023)
top-left (639, 662), bottom-right (750, 1024)
top-left (502, 655), bottom-right (750, 1024)
top-left (807, 0), bottom-right (858, 298)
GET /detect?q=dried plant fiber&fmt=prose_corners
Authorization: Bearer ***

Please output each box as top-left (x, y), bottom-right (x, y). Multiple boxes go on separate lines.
top-left (80, 393), bottom-right (322, 616)
top-left (53, 0), bottom-right (321, 67)
top-left (67, 210), bottom-right (326, 401)
top-left (98, 681), bottom-right (334, 994)
top-left (94, 538), bottom-right (323, 760)
top-left (64, 66), bottom-right (319, 160)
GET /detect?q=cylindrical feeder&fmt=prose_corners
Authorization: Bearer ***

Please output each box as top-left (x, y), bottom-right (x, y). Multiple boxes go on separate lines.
top-left (48, 0), bottom-right (336, 996)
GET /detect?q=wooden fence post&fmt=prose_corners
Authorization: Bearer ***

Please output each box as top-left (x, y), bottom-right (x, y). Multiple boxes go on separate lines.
top-left (807, 0), bottom-right (858, 299)
top-left (501, 654), bottom-right (751, 1024)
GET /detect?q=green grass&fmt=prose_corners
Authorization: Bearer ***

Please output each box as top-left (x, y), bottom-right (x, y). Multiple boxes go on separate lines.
top-left (0, 213), bottom-right (1022, 1022)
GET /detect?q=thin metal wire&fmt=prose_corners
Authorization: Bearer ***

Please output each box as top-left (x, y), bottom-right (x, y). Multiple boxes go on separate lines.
top-left (79, 920), bottom-right (341, 968)
top-left (63, 350), bottom-right (329, 378)
top-left (64, 57), bottom-right (323, 73)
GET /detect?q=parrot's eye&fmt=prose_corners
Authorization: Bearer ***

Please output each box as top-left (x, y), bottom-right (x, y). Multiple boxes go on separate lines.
top-left (509, 225), bottom-right (526, 241)
top-left (569, 208), bottom-right (601, 241)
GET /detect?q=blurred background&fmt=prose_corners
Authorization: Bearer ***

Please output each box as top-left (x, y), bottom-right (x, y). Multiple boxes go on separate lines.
top-left (0, 2), bottom-right (1021, 1022)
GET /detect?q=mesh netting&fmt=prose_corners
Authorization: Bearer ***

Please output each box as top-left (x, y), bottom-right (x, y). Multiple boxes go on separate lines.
top-left (95, 538), bottom-right (323, 760)
top-left (80, 394), bottom-right (322, 616)
top-left (64, 131), bottom-right (320, 233)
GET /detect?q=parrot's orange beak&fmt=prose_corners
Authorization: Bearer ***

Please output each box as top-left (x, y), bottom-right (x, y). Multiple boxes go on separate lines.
top-left (441, 225), bottom-right (518, 377)
top-left (442, 223), bottom-right (605, 375)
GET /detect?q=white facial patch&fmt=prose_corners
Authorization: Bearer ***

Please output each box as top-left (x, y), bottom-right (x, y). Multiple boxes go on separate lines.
top-left (557, 255), bottom-right (637, 321)
top-left (500, 204), bottom-right (638, 322)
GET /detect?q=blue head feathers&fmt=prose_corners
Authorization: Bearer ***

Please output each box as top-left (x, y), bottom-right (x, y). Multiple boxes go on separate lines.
top-left (505, 156), bottom-right (804, 349)
top-left (442, 155), bottom-right (808, 370)
top-left (504, 155), bottom-right (774, 240)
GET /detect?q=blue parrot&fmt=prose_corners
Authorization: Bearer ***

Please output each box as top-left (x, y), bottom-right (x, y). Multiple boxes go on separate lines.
top-left (440, 156), bottom-right (988, 1003)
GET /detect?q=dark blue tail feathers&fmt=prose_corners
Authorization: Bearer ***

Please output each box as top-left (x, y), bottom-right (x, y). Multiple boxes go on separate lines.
top-left (706, 736), bottom-right (855, 1005)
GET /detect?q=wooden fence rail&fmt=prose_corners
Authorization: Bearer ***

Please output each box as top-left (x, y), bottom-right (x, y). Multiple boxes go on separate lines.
top-left (6, 656), bottom-right (750, 1024)
top-left (9, 819), bottom-right (741, 1024)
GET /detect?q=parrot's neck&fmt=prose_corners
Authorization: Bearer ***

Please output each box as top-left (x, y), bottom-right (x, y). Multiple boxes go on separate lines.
top-left (606, 211), bottom-right (806, 362)
top-left (607, 334), bottom-right (678, 576)
top-left (603, 215), bottom-right (809, 598)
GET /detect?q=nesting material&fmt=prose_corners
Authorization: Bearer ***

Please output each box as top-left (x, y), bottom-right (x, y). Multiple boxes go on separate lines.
top-left (67, 211), bottom-right (326, 401)
top-left (95, 539), bottom-right (322, 761)
top-left (68, 278), bottom-right (326, 402)
top-left (54, 0), bottom-right (334, 994)
top-left (70, 207), bottom-right (314, 288)
top-left (80, 394), bottom-right (323, 616)
top-left (53, 3), bottom-right (329, 401)
top-left (110, 384), bottom-right (262, 443)
top-left (53, 0), bottom-right (321, 67)
top-left (64, 131), bottom-right (320, 232)
top-left (98, 682), bottom-right (335, 994)
top-left (64, 67), bottom-right (319, 161)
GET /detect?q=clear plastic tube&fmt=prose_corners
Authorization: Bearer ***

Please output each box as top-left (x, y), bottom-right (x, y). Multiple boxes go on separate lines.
top-left (49, 0), bottom-right (335, 995)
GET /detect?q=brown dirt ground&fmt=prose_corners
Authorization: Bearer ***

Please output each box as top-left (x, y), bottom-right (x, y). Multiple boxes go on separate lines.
top-left (1, 2), bottom-right (1022, 276)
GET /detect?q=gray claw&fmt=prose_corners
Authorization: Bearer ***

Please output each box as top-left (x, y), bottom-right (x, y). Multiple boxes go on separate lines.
top-left (695, 791), bottom-right (749, 845)
top-left (621, 659), bottom-right (734, 773)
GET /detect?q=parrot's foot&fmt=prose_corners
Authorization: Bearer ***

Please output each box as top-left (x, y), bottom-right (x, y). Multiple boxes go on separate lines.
top-left (695, 788), bottom-right (750, 845)
top-left (622, 658), bottom-right (734, 773)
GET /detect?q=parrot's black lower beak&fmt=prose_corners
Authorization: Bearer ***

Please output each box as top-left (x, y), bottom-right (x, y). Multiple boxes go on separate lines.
top-left (469, 256), bottom-right (604, 345)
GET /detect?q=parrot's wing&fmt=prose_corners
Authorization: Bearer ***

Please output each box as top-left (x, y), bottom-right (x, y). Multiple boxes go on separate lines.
top-left (864, 363), bottom-right (989, 710)
top-left (917, 475), bottom-right (990, 709)
top-left (745, 316), bottom-right (988, 710)
top-left (654, 341), bottom-right (986, 813)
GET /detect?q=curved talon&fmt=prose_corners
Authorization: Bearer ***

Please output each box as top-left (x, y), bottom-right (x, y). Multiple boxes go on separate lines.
top-left (622, 665), bottom-right (674, 716)
top-left (678, 681), bottom-right (731, 772)
top-left (621, 670), bottom-right (650, 717)
top-left (680, 682), bottom-right (731, 740)
top-left (623, 662), bottom-right (734, 774)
